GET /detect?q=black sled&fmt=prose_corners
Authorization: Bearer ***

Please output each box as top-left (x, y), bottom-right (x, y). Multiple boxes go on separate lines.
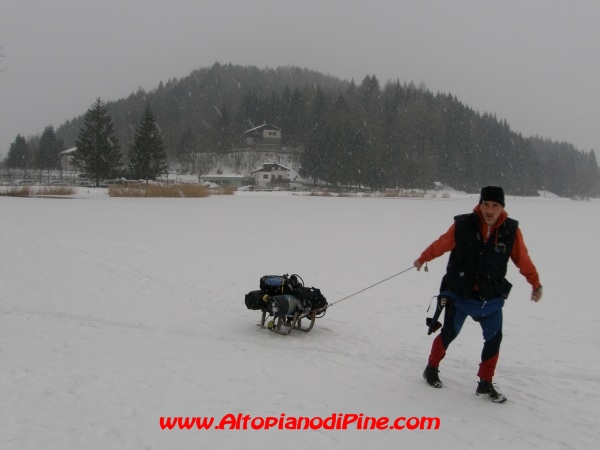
top-left (244, 274), bottom-right (328, 335)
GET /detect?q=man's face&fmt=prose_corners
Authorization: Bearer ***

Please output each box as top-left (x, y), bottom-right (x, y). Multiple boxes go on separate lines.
top-left (479, 201), bottom-right (503, 226)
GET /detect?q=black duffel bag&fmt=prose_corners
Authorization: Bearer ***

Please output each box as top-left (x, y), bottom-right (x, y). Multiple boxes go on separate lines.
top-left (291, 286), bottom-right (328, 310)
top-left (245, 289), bottom-right (268, 310)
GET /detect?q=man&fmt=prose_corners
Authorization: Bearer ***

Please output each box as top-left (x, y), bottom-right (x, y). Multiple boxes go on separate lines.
top-left (414, 186), bottom-right (542, 403)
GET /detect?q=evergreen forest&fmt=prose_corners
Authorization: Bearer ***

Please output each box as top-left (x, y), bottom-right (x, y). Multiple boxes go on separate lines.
top-left (4, 62), bottom-right (599, 197)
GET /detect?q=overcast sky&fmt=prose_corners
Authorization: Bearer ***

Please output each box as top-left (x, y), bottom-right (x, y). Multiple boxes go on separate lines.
top-left (1, 0), bottom-right (599, 158)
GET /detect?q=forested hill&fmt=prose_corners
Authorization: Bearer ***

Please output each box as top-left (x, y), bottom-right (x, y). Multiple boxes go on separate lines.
top-left (53, 62), bottom-right (598, 197)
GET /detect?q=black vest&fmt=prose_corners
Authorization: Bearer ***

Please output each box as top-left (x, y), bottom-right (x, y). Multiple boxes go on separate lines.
top-left (441, 213), bottom-right (518, 300)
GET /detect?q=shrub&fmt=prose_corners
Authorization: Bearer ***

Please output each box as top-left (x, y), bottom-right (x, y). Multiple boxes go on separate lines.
top-left (108, 183), bottom-right (211, 198)
top-left (37, 186), bottom-right (76, 196)
top-left (0, 186), bottom-right (31, 197)
top-left (0, 186), bottom-right (75, 197)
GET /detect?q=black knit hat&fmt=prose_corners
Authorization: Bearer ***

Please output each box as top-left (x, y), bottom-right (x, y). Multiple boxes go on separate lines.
top-left (480, 185), bottom-right (505, 207)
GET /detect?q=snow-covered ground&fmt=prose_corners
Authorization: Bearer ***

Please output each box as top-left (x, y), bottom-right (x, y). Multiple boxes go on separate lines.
top-left (1, 190), bottom-right (598, 449)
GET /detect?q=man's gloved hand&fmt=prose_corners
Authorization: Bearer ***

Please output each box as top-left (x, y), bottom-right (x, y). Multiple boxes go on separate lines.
top-left (531, 286), bottom-right (543, 302)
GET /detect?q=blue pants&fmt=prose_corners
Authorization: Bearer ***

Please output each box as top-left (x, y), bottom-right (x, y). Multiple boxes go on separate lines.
top-left (429, 291), bottom-right (504, 380)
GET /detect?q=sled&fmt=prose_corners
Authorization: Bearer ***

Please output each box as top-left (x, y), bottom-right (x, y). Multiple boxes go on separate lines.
top-left (258, 305), bottom-right (328, 335)
top-left (245, 274), bottom-right (328, 335)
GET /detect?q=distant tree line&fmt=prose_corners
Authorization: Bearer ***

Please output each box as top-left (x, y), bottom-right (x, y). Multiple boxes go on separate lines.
top-left (4, 127), bottom-right (63, 183)
top-left (3, 62), bottom-right (598, 196)
top-left (4, 99), bottom-right (167, 183)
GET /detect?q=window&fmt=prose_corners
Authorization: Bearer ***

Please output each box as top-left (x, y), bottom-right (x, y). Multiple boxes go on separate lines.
top-left (263, 174), bottom-right (268, 179)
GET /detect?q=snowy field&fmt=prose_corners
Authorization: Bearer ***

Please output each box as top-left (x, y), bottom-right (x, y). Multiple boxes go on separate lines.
top-left (1, 190), bottom-right (599, 449)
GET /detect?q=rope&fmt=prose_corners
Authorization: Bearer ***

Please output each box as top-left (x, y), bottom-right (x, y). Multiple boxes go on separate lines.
top-left (327, 266), bottom-right (415, 308)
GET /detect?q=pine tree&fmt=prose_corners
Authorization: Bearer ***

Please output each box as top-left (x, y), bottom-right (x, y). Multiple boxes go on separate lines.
top-left (35, 126), bottom-right (62, 181)
top-left (175, 128), bottom-right (196, 173)
top-left (6, 134), bottom-right (31, 170)
top-left (214, 102), bottom-right (233, 153)
top-left (299, 87), bottom-right (330, 183)
top-left (73, 98), bottom-right (122, 185)
top-left (128, 104), bottom-right (167, 182)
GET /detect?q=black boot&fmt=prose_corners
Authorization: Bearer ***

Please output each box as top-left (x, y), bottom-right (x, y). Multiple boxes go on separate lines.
top-left (423, 364), bottom-right (443, 388)
top-left (476, 379), bottom-right (507, 403)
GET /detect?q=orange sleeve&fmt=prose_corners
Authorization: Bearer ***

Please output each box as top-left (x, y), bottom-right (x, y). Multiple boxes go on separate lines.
top-left (418, 223), bottom-right (456, 264)
top-left (510, 228), bottom-right (542, 290)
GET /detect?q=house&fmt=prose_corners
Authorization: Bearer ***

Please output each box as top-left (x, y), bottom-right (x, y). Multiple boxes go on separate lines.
top-left (250, 162), bottom-right (290, 189)
top-left (59, 147), bottom-right (78, 171)
top-left (242, 123), bottom-right (281, 149)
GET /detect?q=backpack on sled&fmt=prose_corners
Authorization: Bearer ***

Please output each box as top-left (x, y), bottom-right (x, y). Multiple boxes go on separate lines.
top-left (244, 274), bottom-right (328, 335)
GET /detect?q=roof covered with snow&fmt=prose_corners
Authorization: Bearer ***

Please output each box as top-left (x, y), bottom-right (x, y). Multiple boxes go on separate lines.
top-left (242, 123), bottom-right (281, 134)
top-left (250, 162), bottom-right (291, 174)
